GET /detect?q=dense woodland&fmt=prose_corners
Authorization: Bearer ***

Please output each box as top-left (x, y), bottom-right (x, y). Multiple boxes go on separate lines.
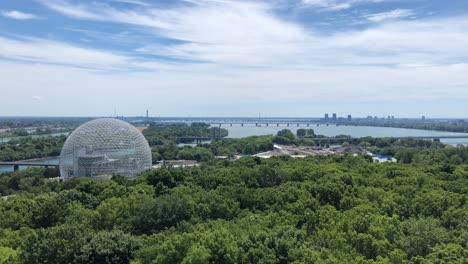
top-left (143, 123), bottom-right (228, 162)
top-left (0, 136), bottom-right (65, 162)
top-left (0, 152), bottom-right (467, 263)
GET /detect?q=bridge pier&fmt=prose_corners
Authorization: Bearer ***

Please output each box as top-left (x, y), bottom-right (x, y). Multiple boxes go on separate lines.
top-left (241, 123), bottom-right (244, 127)
top-left (287, 124), bottom-right (289, 127)
top-left (13, 164), bottom-right (19, 172)
top-left (297, 124), bottom-right (299, 127)
top-left (230, 124), bottom-right (232, 127)
top-left (277, 123), bottom-right (279, 127)
top-left (266, 123), bottom-right (268, 127)
top-left (307, 124), bottom-right (309, 127)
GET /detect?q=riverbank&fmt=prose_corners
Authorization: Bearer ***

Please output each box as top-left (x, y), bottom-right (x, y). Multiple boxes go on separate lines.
top-left (221, 124), bottom-right (468, 145)
top-left (0, 131), bottom-right (70, 143)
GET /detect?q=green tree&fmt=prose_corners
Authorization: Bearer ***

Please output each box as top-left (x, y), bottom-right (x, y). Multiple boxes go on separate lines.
top-left (296, 129), bottom-right (306, 138)
top-left (277, 129), bottom-right (296, 141)
top-left (20, 224), bottom-right (86, 264)
top-left (79, 230), bottom-right (140, 264)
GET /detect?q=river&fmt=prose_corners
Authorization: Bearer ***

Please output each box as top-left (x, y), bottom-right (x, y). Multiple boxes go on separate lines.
top-left (0, 158), bottom-right (59, 173)
top-left (0, 132), bottom-right (70, 143)
top-left (222, 124), bottom-right (468, 145)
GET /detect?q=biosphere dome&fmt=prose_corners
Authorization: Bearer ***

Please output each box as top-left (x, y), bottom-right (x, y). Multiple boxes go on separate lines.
top-left (59, 118), bottom-right (152, 179)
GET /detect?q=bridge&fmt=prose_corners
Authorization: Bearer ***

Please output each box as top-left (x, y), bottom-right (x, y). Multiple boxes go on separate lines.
top-left (178, 136), bottom-right (212, 143)
top-left (202, 122), bottom-right (331, 127)
top-left (0, 158), bottom-right (59, 172)
top-left (148, 118), bottom-right (328, 127)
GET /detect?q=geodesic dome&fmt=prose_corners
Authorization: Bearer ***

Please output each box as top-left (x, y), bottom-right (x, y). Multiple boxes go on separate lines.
top-left (60, 118), bottom-right (152, 179)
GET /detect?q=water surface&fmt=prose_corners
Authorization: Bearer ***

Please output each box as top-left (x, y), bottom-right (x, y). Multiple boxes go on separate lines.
top-left (223, 124), bottom-right (468, 145)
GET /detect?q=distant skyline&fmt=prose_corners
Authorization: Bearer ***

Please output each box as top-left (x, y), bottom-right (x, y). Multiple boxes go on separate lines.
top-left (1, 0), bottom-right (468, 117)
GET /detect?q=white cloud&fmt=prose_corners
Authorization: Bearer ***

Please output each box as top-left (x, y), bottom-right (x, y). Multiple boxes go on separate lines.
top-left (1, 0), bottom-right (467, 116)
top-left (1, 10), bottom-right (39, 20)
top-left (0, 36), bottom-right (188, 72)
top-left (108, 0), bottom-right (150, 6)
top-left (38, 0), bottom-right (468, 68)
top-left (39, 0), bottom-right (170, 28)
top-left (22, 0), bottom-right (468, 70)
top-left (41, 0), bottom-right (308, 66)
top-left (0, 36), bottom-right (132, 69)
top-left (328, 17), bottom-right (468, 64)
top-left (0, 1), bottom-right (452, 77)
top-left (302, 0), bottom-right (384, 11)
top-left (366, 9), bottom-right (414, 22)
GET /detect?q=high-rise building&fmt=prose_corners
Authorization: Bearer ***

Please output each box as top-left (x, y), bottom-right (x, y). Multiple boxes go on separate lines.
top-left (332, 113), bottom-right (337, 121)
top-left (347, 115), bottom-right (352, 121)
top-left (422, 115), bottom-right (426, 121)
top-left (324, 113), bottom-right (329, 120)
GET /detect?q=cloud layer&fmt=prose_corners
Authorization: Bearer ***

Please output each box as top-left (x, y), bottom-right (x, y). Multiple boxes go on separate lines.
top-left (35, 0), bottom-right (468, 68)
top-left (1, 10), bottom-right (39, 20)
top-left (302, 0), bottom-right (383, 11)
top-left (366, 9), bottom-right (414, 22)
top-left (1, 0), bottom-right (468, 116)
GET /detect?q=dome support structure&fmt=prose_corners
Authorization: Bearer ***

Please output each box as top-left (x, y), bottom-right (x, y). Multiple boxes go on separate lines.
top-left (59, 118), bottom-right (152, 179)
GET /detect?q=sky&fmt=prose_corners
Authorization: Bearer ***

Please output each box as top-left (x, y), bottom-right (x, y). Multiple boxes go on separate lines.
top-left (1, 0), bottom-right (468, 118)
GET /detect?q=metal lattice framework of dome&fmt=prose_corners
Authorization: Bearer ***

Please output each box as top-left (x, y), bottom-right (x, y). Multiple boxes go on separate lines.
top-left (59, 118), bottom-right (152, 179)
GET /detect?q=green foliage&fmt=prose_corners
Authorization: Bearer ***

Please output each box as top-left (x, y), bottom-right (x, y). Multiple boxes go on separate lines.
top-left (346, 119), bottom-right (468, 133)
top-left (0, 167), bottom-right (60, 196)
top-left (20, 225), bottom-right (140, 264)
top-left (79, 230), bottom-right (141, 264)
top-left (0, 246), bottom-right (19, 264)
top-left (0, 154), bottom-right (467, 263)
top-left (11, 129), bottom-right (29, 137)
top-left (142, 123), bottom-right (227, 162)
top-left (143, 123), bottom-right (228, 145)
top-left (0, 136), bottom-right (65, 162)
top-left (20, 224), bottom-right (85, 264)
top-left (208, 135), bottom-right (274, 156)
top-left (177, 147), bottom-right (214, 161)
top-left (297, 128), bottom-right (316, 138)
top-left (276, 129), bottom-right (296, 141)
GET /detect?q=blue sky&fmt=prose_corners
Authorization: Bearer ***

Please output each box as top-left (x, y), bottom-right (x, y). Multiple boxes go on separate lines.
top-left (1, 0), bottom-right (468, 117)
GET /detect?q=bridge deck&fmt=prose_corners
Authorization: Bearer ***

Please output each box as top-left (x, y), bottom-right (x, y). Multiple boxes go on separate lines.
top-left (0, 157), bottom-right (59, 167)
top-left (0, 162), bottom-right (59, 166)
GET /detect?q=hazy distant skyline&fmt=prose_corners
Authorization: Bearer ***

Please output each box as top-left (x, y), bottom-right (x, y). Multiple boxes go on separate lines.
top-left (1, 0), bottom-right (468, 117)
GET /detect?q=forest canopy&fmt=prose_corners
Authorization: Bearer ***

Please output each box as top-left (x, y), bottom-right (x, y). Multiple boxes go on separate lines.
top-left (0, 153), bottom-right (467, 263)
